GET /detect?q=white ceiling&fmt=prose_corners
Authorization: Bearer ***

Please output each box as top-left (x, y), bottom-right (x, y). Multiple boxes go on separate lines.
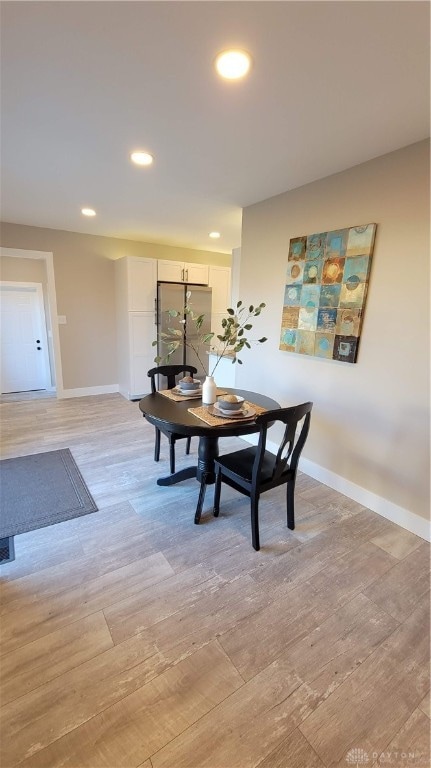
top-left (1, 1), bottom-right (429, 254)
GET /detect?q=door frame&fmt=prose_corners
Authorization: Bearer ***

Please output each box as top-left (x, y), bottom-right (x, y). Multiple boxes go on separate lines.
top-left (0, 247), bottom-right (64, 396)
top-left (0, 281), bottom-right (51, 391)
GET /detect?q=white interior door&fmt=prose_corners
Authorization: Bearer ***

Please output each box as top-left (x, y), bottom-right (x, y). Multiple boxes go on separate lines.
top-left (0, 283), bottom-right (50, 393)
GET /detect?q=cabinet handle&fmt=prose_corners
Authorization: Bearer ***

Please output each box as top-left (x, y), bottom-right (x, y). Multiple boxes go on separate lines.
top-left (185, 269), bottom-right (188, 282)
top-left (154, 298), bottom-right (158, 325)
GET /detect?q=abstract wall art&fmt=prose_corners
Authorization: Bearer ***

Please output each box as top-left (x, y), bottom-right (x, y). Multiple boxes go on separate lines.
top-left (279, 223), bottom-right (376, 364)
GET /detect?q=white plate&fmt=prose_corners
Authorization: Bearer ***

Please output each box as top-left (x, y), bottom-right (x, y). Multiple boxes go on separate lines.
top-left (211, 403), bottom-right (256, 419)
top-left (173, 386), bottom-right (202, 397)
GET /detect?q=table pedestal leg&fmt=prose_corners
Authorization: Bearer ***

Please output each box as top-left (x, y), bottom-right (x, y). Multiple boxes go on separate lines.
top-left (155, 435), bottom-right (219, 523)
top-left (194, 437), bottom-right (219, 524)
top-left (156, 466), bottom-right (197, 487)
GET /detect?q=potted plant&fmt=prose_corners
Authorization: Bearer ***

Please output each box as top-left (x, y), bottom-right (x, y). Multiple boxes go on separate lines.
top-left (153, 292), bottom-right (267, 403)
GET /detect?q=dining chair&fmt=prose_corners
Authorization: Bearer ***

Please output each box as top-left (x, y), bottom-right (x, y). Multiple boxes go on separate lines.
top-left (147, 365), bottom-right (198, 474)
top-left (213, 402), bottom-right (313, 550)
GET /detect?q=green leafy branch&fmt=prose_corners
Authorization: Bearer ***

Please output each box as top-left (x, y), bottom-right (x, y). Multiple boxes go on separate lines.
top-left (153, 293), bottom-right (267, 376)
top-left (152, 291), bottom-right (214, 373)
top-left (210, 301), bottom-right (267, 376)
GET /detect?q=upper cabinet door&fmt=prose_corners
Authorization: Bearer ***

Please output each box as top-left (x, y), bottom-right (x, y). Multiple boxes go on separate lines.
top-left (157, 261), bottom-right (209, 284)
top-left (208, 266), bottom-right (231, 314)
top-left (157, 260), bottom-right (184, 283)
top-left (184, 263), bottom-right (209, 285)
top-left (128, 258), bottom-right (157, 311)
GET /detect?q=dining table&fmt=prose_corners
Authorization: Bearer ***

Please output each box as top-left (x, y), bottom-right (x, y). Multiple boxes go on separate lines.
top-left (139, 387), bottom-right (280, 523)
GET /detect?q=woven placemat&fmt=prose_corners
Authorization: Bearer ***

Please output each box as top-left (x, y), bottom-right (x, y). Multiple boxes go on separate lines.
top-left (159, 388), bottom-right (201, 402)
top-left (159, 387), bottom-right (229, 403)
top-left (188, 401), bottom-right (267, 426)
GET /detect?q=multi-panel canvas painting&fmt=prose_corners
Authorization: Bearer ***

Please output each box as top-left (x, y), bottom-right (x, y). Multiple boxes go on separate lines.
top-left (279, 223), bottom-right (376, 364)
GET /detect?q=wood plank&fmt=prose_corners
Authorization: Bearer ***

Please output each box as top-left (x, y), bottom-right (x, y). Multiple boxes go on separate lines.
top-left (256, 728), bottom-right (325, 768)
top-left (418, 691), bottom-right (430, 719)
top-left (371, 527), bottom-right (424, 560)
top-left (137, 573), bottom-right (270, 661)
top-left (371, 708), bottom-right (430, 767)
top-left (151, 524), bottom-right (250, 573)
top-left (1, 632), bottom-right (162, 762)
top-left (0, 612), bottom-right (113, 705)
top-left (220, 542), bottom-right (396, 681)
top-left (299, 595), bottom-right (430, 767)
top-left (278, 592), bottom-right (399, 702)
top-left (250, 518), bottom-right (393, 597)
top-left (12, 642), bottom-right (243, 768)
top-left (0, 551), bottom-right (174, 655)
top-left (151, 658), bottom-right (316, 768)
top-left (0, 532), bottom-right (84, 582)
top-left (364, 542), bottom-right (431, 622)
top-left (104, 564), bottom-right (224, 645)
top-left (0, 516), bottom-right (158, 616)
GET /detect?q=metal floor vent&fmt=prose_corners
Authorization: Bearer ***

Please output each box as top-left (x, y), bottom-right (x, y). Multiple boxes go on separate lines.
top-left (0, 537), bottom-right (15, 564)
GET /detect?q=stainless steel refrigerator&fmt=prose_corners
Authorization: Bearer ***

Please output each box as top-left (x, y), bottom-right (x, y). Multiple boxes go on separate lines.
top-left (157, 282), bottom-right (212, 379)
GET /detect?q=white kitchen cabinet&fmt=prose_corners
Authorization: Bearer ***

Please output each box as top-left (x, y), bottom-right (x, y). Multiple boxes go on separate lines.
top-left (208, 265), bottom-right (231, 314)
top-left (115, 256), bottom-right (157, 399)
top-left (186, 263), bottom-right (209, 285)
top-left (115, 256), bottom-right (157, 312)
top-left (128, 313), bottom-right (156, 397)
top-left (157, 260), bottom-right (209, 285)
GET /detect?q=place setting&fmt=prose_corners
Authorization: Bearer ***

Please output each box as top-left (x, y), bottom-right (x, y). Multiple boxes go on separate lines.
top-left (158, 376), bottom-right (203, 401)
top-left (159, 376), bottom-right (230, 402)
top-left (209, 395), bottom-right (255, 420)
top-left (189, 394), bottom-right (266, 426)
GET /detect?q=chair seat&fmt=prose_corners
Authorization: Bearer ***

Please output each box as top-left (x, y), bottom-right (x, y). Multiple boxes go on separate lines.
top-left (216, 447), bottom-right (290, 484)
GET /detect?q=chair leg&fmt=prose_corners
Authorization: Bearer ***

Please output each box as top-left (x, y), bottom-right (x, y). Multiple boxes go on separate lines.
top-left (169, 437), bottom-right (175, 474)
top-left (154, 428), bottom-right (161, 462)
top-left (185, 437), bottom-right (192, 455)
top-left (213, 469), bottom-right (222, 517)
top-left (195, 473), bottom-right (209, 524)
top-left (287, 480), bottom-right (295, 530)
top-left (250, 491), bottom-right (260, 551)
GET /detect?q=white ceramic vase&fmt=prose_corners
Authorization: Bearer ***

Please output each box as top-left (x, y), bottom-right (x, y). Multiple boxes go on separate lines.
top-left (202, 375), bottom-right (217, 405)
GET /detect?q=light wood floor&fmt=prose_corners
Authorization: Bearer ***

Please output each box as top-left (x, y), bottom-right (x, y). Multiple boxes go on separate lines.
top-left (0, 393), bottom-right (429, 768)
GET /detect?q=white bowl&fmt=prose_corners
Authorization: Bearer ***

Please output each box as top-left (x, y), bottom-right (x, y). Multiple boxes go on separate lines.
top-left (217, 395), bottom-right (245, 411)
top-left (179, 379), bottom-right (201, 391)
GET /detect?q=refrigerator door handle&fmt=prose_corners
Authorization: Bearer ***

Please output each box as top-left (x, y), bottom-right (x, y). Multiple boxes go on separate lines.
top-left (154, 297), bottom-right (158, 325)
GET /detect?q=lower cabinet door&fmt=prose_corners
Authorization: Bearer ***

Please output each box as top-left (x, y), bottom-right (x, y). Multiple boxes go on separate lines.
top-left (129, 312), bottom-right (155, 397)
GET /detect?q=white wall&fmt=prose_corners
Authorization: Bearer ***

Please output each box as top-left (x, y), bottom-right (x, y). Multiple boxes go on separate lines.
top-left (236, 140), bottom-right (430, 531)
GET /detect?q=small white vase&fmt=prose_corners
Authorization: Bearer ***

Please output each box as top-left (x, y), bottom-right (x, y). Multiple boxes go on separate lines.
top-left (202, 375), bottom-right (217, 405)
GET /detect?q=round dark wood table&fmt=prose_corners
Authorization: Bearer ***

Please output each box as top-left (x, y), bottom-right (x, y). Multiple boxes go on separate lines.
top-left (139, 388), bottom-right (280, 523)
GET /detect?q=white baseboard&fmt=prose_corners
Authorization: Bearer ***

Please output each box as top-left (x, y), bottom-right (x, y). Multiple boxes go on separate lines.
top-left (242, 435), bottom-right (431, 542)
top-left (118, 387), bottom-right (149, 401)
top-left (59, 384), bottom-right (119, 399)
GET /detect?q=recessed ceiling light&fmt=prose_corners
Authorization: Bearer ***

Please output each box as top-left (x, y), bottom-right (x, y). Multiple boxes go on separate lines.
top-left (130, 151), bottom-right (154, 166)
top-left (215, 50), bottom-right (251, 80)
top-left (81, 208), bottom-right (96, 217)
top-left (209, 232), bottom-right (221, 239)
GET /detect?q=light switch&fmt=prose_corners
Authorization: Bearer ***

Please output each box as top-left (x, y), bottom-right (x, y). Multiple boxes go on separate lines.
top-left (57, 315), bottom-right (67, 324)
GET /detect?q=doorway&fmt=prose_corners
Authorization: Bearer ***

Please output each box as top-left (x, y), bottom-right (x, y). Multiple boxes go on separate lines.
top-left (0, 247), bottom-right (63, 398)
top-left (0, 282), bottom-right (51, 394)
